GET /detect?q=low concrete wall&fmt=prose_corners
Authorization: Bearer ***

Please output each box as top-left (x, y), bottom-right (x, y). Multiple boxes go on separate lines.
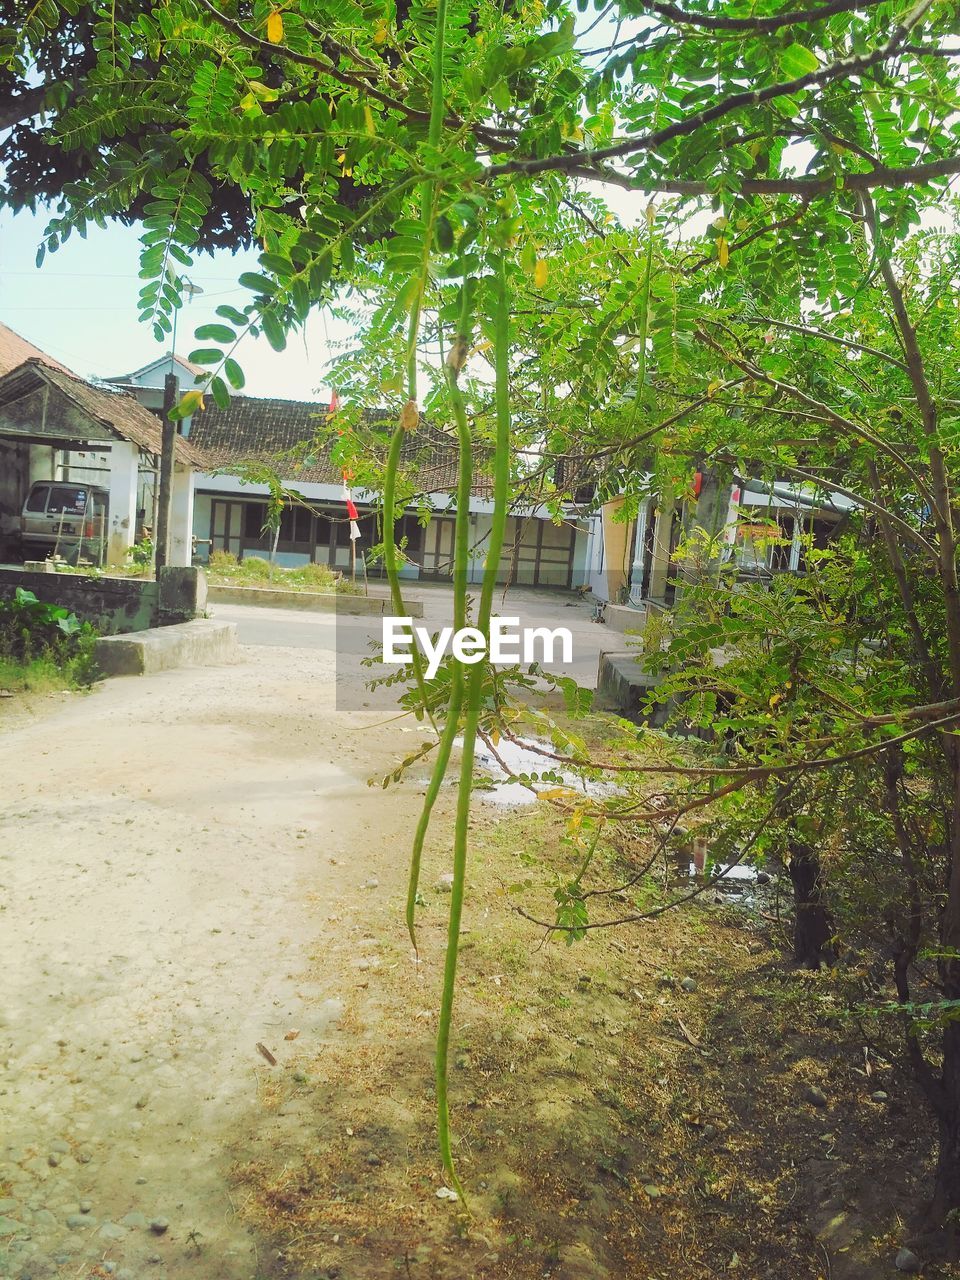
top-left (603, 601), bottom-right (648, 635)
top-left (0, 567), bottom-right (157, 635)
top-left (95, 619), bottom-right (238, 676)
top-left (595, 649), bottom-right (668, 725)
top-left (0, 565), bottom-right (208, 634)
top-left (206, 584), bottom-right (424, 617)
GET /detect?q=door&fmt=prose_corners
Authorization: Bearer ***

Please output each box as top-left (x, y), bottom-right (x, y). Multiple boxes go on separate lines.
top-left (210, 500), bottom-right (244, 557)
top-left (422, 517), bottom-right (456, 577)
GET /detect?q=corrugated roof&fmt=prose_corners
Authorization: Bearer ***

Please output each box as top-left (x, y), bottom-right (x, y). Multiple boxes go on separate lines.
top-left (0, 359), bottom-right (202, 465)
top-left (190, 395), bottom-right (492, 494)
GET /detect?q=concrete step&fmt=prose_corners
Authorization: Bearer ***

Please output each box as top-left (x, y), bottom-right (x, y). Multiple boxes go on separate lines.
top-left (95, 619), bottom-right (238, 677)
top-left (595, 649), bottom-right (667, 723)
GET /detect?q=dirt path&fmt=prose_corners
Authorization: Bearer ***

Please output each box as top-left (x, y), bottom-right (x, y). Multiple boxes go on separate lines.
top-left (0, 645), bottom-right (421, 1280)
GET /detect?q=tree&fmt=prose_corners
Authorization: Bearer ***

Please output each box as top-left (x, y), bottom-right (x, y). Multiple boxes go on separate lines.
top-left (6, 0), bottom-right (960, 1235)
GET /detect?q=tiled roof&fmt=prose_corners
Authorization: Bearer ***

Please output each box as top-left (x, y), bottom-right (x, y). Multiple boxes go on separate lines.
top-left (0, 322), bottom-right (74, 377)
top-left (190, 395), bottom-right (492, 494)
top-left (0, 360), bottom-right (202, 465)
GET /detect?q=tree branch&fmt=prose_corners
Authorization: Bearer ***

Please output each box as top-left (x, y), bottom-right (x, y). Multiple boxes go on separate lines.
top-left (635, 0), bottom-right (890, 34)
top-left (484, 0), bottom-right (935, 183)
top-left (859, 190), bottom-right (960, 696)
top-left (739, 315), bottom-right (910, 372)
top-left (0, 80), bottom-right (70, 131)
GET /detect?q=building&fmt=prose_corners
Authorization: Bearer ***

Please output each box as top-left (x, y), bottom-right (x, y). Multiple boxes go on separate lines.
top-left (110, 359), bottom-right (591, 588)
top-left (0, 324), bottom-right (200, 566)
top-left (585, 471), bottom-right (852, 614)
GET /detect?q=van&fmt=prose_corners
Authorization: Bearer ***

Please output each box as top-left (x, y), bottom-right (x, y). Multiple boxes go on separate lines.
top-left (19, 481), bottom-right (109, 562)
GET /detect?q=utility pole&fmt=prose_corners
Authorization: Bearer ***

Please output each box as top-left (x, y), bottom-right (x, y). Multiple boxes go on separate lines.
top-left (155, 277), bottom-right (202, 573)
top-left (155, 371), bottom-right (178, 571)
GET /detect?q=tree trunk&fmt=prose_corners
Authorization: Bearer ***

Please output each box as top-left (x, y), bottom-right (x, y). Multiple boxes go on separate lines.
top-left (930, 1026), bottom-right (960, 1234)
top-left (927, 750), bottom-right (960, 1239)
top-left (787, 839), bottom-right (835, 970)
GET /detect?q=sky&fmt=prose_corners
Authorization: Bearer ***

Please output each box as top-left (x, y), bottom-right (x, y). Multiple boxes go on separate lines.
top-left (0, 205), bottom-right (357, 398)
top-left (0, 184), bottom-right (658, 401)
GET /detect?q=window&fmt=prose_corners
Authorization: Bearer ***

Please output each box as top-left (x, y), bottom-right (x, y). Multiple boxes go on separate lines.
top-left (278, 505), bottom-right (312, 544)
top-left (47, 486), bottom-right (91, 514)
top-left (244, 503), bottom-right (268, 539)
top-left (736, 521), bottom-right (780, 571)
top-left (25, 485), bottom-right (49, 513)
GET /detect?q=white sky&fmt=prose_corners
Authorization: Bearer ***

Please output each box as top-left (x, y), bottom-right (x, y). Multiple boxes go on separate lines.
top-left (0, 206), bottom-right (354, 398)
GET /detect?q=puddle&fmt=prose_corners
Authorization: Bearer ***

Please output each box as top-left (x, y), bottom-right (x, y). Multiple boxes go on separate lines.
top-left (464, 735), bottom-right (614, 807)
top-left (691, 862), bottom-right (758, 884)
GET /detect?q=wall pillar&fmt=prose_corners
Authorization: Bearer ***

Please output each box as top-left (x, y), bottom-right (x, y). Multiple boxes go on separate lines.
top-left (646, 496), bottom-right (676, 602)
top-left (107, 440), bottom-right (139, 565)
top-left (169, 463), bottom-right (195, 567)
top-left (628, 499), bottom-right (651, 605)
top-left (601, 498), bottom-right (631, 603)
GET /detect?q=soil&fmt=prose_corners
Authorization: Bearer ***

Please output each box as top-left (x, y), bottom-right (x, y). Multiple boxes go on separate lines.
top-left (0, 639), bottom-right (955, 1279)
top-left (0, 643), bottom-right (425, 1280)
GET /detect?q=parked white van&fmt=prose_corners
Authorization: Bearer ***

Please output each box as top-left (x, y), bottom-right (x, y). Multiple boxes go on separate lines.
top-left (19, 481), bottom-right (109, 561)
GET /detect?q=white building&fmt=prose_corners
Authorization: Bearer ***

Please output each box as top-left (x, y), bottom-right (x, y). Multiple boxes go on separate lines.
top-left (110, 360), bottom-right (591, 588)
top-left (0, 325), bottom-right (200, 567)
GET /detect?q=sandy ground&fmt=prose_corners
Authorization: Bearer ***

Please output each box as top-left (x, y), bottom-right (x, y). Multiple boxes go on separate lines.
top-left (0, 640), bottom-right (426, 1280)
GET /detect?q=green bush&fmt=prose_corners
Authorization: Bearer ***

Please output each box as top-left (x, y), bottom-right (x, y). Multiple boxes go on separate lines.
top-left (236, 555), bottom-right (272, 580)
top-left (293, 562), bottom-right (336, 589)
top-left (0, 588), bottom-right (98, 685)
top-left (208, 549), bottom-right (238, 572)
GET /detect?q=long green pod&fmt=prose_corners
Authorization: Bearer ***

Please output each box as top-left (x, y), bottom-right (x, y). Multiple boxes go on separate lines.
top-left (436, 257), bottom-right (512, 1197)
top-left (382, 419), bottom-right (436, 730)
top-left (381, 0), bottom-right (450, 729)
top-left (478, 260), bottom-right (513, 633)
top-left (435, 660), bottom-right (482, 1201)
top-left (404, 285), bottom-right (475, 952)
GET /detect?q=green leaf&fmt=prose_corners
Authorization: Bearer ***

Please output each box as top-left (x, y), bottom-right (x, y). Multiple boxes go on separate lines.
top-left (210, 375), bottom-right (230, 409)
top-left (194, 323), bottom-right (236, 343)
top-left (260, 311), bottom-right (286, 351)
top-left (239, 272), bottom-right (278, 296)
top-left (779, 43), bottom-right (820, 77)
top-left (224, 357), bottom-right (245, 390)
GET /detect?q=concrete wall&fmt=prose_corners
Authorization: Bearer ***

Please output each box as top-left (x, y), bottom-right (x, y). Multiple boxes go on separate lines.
top-left (0, 441), bottom-right (30, 557)
top-left (0, 568), bottom-right (158, 635)
top-left (600, 499), bottom-right (633, 603)
top-left (0, 566), bottom-right (207, 635)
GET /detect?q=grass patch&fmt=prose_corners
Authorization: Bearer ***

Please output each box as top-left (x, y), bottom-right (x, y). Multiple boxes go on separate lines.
top-left (206, 550), bottom-right (363, 593)
top-left (226, 799), bottom-right (942, 1280)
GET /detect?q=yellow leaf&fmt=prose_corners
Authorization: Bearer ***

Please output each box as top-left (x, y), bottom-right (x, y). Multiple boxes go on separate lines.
top-left (364, 104), bottom-right (375, 135)
top-left (400, 399), bottom-right (419, 432)
top-left (533, 258), bottom-right (548, 288)
top-left (179, 390), bottom-right (205, 416)
top-left (266, 9), bottom-right (283, 43)
top-left (769, 692), bottom-right (783, 709)
top-left (717, 236), bottom-right (730, 269)
top-left (537, 787), bottom-right (579, 802)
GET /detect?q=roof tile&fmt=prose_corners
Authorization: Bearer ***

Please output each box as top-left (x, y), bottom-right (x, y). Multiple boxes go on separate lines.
top-left (190, 395), bottom-right (491, 494)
